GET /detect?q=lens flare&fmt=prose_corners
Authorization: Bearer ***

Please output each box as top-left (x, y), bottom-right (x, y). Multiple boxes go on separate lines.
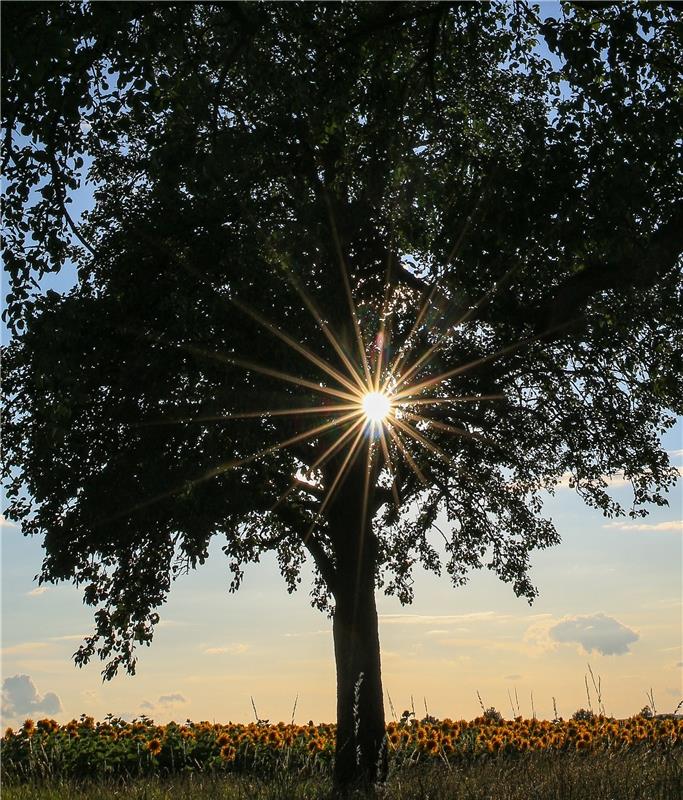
top-left (362, 391), bottom-right (391, 423)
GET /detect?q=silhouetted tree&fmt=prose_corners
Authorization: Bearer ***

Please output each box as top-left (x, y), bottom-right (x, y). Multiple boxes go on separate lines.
top-left (2, 2), bottom-right (681, 791)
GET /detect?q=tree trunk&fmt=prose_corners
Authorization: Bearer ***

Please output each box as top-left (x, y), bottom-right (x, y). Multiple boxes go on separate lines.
top-left (327, 457), bottom-right (387, 794)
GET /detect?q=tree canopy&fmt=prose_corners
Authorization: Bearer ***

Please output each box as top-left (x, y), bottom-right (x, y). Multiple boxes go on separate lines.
top-left (2, 1), bottom-right (682, 789)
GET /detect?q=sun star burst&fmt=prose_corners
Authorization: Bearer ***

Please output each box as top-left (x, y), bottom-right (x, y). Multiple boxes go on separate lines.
top-left (361, 391), bottom-right (391, 423)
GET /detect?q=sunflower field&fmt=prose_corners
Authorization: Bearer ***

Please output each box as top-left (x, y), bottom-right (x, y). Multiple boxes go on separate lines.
top-left (1, 711), bottom-right (680, 782)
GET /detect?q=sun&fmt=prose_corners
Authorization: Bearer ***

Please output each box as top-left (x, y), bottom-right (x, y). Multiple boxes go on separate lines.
top-left (362, 391), bottom-right (391, 423)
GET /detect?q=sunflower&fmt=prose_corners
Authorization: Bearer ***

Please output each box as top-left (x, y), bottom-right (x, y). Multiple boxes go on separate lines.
top-left (147, 738), bottom-right (162, 756)
top-left (266, 728), bottom-right (281, 745)
top-left (22, 719), bottom-right (35, 735)
top-left (220, 744), bottom-right (237, 761)
top-left (388, 730), bottom-right (401, 748)
top-left (216, 732), bottom-right (230, 747)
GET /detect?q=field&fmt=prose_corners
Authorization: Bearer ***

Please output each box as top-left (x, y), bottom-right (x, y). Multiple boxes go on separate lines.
top-left (2, 712), bottom-right (681, 799)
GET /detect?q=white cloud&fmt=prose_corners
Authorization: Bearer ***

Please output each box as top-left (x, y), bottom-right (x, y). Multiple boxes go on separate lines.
top-left (0, 515), bottom-right (16, 528)
top-left (283, 630), bottom-right (329, 638)
top-left (668, 449), bottom-right (683, 459)
top-left (549, 613), bottom-right (639, 656)
top-left (202, 643), bottom-right (249, 655)
top-left (49, 634), bottom-right (90, 642)
top-left (603, 520), bottom-right (681, 532)
top-left (26, 587), bottom-right (48, 597)
top-left (2, 675), bottom-right (62, 719)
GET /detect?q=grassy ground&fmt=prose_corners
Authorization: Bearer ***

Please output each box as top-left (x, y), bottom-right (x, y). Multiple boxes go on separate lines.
top-left (3, 748), bottom-right (681, 800)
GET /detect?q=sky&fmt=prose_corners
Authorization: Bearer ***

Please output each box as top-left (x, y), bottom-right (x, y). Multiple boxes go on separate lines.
top-left (2, 2), bottom-right (682, 730)
top-left (2, 439), bottom-right (681, 728)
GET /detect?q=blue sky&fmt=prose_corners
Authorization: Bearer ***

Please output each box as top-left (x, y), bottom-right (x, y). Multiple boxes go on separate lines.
top-left (2, 1), bottom-right (681, 728)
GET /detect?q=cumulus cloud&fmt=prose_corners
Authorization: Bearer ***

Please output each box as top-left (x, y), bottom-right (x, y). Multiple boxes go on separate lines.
top-left (158, 693), bottom-right (187, 706)
top-left (603, 520), bottom-right (681, 532)
top-left (26, 587), bottom-right (48, 597)
top-left (2, 675), bottom-right (62, 719)
top-left (139, 693), bottom-right (188, 713)
top-left (549, 613), bottom-right (639, 656)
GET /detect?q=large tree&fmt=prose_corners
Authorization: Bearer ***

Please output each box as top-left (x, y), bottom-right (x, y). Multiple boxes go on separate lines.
top-left (2, 1), bottom-right (682, 791)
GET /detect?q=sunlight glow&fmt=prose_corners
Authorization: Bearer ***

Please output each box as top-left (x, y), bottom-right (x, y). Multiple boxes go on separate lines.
top-left (362, 391), bottom-right (391, 423)
top-left (125, 191), bottom-right (518, 534)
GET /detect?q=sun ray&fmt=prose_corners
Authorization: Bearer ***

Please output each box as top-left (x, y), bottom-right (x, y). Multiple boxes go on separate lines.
top-left (136, 403), bottom-right (363, 427)
top-left (389, 263), bottom-right (522, 395)
top-left (381, 282), bottom-right (439, 394)
top-left (303, 421), bottom-right (368, 542)
top-left (374, 242), bottom-right (396, 393)
top-left (381, 167), bottom-right (499, 395)
top-left (378, 422), bottom-right (401, 508)
top-left (270, 414), bottom-right (367, 511)
top-left (392, 335), bottom-right (531, 402)
top-left (354, 431), bottom-right (377, 616)
top-left (221, 201), bottom-right (367, 393)
top-left (179, 341), bottom-right (360, 404)
top-left (322, 190), bottom-right (373, 387)
top-left (280, 268), bottom-right (368, 394)
top-left (393, 393), bottom-right (505, 408)
top-left (98, 410), bottom-right (363, 527)
top-left (399, 410), bottom-right (489, 444)
top-left (390, 416), bottom-right (455, 469)
top-left (386, 424), bottom-right (428, 485)
top-left (231, 297), bottom-right (362, 397)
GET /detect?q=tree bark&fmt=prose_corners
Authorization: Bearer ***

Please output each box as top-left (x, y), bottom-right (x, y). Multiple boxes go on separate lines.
top-left (327, 455), bottom-right (387, 793)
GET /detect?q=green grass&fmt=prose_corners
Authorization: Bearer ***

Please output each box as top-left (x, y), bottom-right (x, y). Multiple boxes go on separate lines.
top-left (3, 748), bottom-right (681, 800)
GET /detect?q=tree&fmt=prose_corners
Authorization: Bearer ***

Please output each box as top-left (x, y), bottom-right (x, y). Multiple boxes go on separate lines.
top-left (2, 1), bottom-right (682, 791)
